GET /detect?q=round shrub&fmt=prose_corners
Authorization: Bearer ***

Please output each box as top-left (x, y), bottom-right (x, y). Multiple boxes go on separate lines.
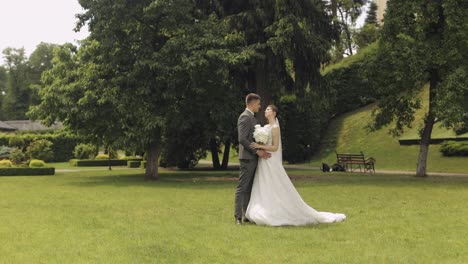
top-left (95, 154), bottom-right (109, 160)
top-left (29, 159), bottom-right (46, 168)
top-left (8, 137), bottom-right (25, 149)
top-left (440, 141), bottom-right (468, 156)
top-left (26, 139), bottom-right (54, 162)
top-left (0, 146), bottom-right (12, 157)
top-left (74, 143), bottom-right (97, 159)
top-left (9, 148), bottom-right (25, 164)
top-left (0, 160), bottom-right (12, 168)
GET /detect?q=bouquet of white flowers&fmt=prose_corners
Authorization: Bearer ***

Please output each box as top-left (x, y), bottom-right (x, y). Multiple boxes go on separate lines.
top-left (253, 124), bottom-right (270, 144)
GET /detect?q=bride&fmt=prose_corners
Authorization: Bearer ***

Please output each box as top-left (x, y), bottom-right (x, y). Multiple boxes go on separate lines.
top-left (245, 105), bottom-right (346, 226)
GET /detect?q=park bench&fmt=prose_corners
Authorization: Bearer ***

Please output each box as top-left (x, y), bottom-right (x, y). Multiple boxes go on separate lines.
top-left (335, 151), bottom-right (375, 173)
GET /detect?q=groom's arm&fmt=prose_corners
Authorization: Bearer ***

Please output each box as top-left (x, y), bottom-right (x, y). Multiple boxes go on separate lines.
top-left (238, 115), bottom-right (257, 156)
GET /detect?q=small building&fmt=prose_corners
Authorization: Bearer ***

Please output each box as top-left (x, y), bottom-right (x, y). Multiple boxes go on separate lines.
top-left (0, 120), bottom-right (63, 132)
top-left (0, 121), bottom-right (17, 132)
top-left (375, 0), bottom-right (388, 24)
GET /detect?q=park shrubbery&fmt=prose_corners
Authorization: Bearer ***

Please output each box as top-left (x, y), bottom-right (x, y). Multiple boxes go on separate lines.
top-left (0, 158), bottom-right (54, 176)
top-left (8, 137), bottom-right (25, 148)
top-left (26, 139), bottom-right (54, 162)
top-left (9, 148), bottom-right (25, 164)
top-left (0, 160), bottom-right (13, 168)
top-left (440, 141), bottom-right (468, 157)
top-left (73, 143), bottom-right (97, 159)
top-left (0, 167), bottom-right (55, 176)
top-left (70, 157), bottom-right (143, 167)
top-left (0, 132), bottom-right (81, 162)
top-left (323, 43), bottom-right (379, 115)
top-left (95, 154), bottom-right (109, 160)
top-left (29, 159), bottom-right (46, 168)
top-left (127, 160), bottom-right (141, 168)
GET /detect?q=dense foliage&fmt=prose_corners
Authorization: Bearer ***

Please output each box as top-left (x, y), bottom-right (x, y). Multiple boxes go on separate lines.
top-left (364, 0), bottom-right (468, 176)
top-left (440, 141), bottom-right (468, 157)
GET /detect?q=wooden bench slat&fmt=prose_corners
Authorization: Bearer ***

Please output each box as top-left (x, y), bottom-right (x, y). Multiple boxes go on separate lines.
top-left (335, 151), bottom-right (375, 173)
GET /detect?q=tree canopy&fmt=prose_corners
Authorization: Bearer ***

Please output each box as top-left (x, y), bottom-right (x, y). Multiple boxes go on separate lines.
top-left (367, 0), bottom-right (468, 176)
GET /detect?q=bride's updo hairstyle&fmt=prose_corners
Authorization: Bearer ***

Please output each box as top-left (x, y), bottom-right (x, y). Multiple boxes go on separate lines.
top-left (267, 104), bottom-right (279, 120)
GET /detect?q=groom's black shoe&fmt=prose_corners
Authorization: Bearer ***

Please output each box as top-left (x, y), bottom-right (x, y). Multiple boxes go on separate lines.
top-left (235, 219), bottom-right (242, 225)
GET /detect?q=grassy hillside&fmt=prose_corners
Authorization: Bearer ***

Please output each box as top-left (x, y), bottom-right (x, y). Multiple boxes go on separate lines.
top-left (308, 87), bottom-right (468, 173)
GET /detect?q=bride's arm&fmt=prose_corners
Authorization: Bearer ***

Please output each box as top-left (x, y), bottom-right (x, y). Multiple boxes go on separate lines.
top-left (251, 127), bottom-right (279, 152)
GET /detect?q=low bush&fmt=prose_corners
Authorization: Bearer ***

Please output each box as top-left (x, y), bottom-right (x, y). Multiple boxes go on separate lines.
top-left (26, 139), bottom-right (54, 162)
top-left (440, 141), bottom-right (468, 156)
top-left (9, 148), bottom-right (26, 164)
top-left (0, 160), bottom-right (13, 168)
top-left (29, 159), bottom-right (46, 168)
top-left (0, 167), bottom-right (55, 176)
top-left (0, 146), bottom-right (12, 157)
top-left (8, 137), bottom-right (25, 148)
top-left (95, 154), bottom-right (109, 160)
top-left (74, 144), bottom-right (97, 159)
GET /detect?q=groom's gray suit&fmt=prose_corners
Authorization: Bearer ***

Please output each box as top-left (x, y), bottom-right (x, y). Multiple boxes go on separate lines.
top-left (235, 109), bottom-right (258, 220)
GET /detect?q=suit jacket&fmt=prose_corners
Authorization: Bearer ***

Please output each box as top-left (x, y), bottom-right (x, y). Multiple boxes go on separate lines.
top-left (238, 109), bottom-right (258, 160)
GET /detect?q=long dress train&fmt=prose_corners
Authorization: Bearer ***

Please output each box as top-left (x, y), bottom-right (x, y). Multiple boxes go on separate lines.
top-left (245, 122), bottom-right (346, 226)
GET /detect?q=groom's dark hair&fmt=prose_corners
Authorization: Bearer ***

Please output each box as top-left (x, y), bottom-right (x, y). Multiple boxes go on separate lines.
top-left (245, 93), bottom-right (261, 105)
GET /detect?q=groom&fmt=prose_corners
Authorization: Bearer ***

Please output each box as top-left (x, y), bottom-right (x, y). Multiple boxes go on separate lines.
top-left (234, 93), bottom-right (271, 225)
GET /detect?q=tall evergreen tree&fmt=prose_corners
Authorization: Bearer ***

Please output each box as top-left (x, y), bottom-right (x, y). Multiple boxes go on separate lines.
top-left (365, 1), bottom-right (378, 25)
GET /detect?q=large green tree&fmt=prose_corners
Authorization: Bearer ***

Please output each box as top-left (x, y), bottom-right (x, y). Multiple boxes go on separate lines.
top-left (1, 44), bottom-right (56, 120)
top-left (31, 0), bottom-right (251, 178)
top-left (218, 0), bottom-right (336, 115)
top-left (354, 1), bottom-right (380, 50)
top-left (329, 0), bottom-right (368, 59)
top-left (368, 0), bottom-right (468, 177)
top-left (1, 48), bottom-right (31, 120)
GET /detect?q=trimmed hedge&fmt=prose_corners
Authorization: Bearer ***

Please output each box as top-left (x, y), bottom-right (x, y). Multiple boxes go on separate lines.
top-left (440, 141), bottom-right (468, 156)
top-left (141, 161), bottom-right (146, 169)
top-left (0, 167), bottom-right (55, 176)
top-left (127, 160), bottom-right (141, 168)
top-left (0, 132), bottom-right (81, 162)
top-left (70, 158), bottom-right (143, 167)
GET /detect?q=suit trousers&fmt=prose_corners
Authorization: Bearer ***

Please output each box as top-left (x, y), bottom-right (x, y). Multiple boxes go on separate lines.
top-left (234, 159), bottom-right (257, 220)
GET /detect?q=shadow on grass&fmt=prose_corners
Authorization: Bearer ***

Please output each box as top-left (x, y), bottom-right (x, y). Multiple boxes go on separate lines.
top-left (66, 168), bottom-right (468, 189)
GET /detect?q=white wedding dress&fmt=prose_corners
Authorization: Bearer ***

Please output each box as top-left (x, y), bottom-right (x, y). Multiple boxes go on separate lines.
top-left (245, 121), bottom-right (346, 226)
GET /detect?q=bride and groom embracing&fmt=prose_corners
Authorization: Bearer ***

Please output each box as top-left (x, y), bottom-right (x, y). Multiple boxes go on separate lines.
top-left (234, 93), bottom-right (346, 226)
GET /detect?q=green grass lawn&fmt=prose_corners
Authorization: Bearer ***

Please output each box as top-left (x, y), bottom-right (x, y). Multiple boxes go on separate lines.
top-left (1, 166), bottom-right (467, 263)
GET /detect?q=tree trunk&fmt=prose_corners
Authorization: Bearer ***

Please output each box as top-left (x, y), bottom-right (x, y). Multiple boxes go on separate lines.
top-left (145, 142), bottom-right (160, 180)
top-left (221, 141), bottom-right (231, 169)
top-left (416, 114), bottom-right (435, 177)
top-left (209, 138), bottom-right (221, 169)
top-left (416, 70), bottom-right (439, 177)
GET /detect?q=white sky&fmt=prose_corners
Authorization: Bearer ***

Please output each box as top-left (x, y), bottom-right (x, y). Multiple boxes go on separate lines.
top-left (0, 0), bottom-right (89, 61)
